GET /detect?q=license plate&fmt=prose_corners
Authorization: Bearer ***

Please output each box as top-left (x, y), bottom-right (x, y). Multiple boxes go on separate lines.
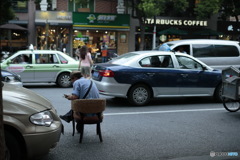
top-left (93, 71), bottom-right (99, 77)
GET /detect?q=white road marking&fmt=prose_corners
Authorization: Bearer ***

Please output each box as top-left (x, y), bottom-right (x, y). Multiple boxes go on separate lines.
top-left (104, 108), bottom-right (225, 116)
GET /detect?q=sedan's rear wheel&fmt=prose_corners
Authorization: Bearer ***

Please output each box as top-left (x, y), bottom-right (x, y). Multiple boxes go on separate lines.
top-left (57, 73), bottom-right (71, 88)
top-left (128, 84), bottom-right (151, 106)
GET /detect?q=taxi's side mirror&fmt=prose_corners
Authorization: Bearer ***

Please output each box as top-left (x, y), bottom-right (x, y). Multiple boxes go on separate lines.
top-left (6, 60), bottom-right (11, 65)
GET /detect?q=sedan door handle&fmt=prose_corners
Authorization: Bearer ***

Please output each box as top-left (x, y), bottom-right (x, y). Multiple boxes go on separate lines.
top-left (180, 74), bottom-right (188, 78)
top-left (26, 65), bottom-right (33, 68)
top-left (147, 73), bottom-right (155, 76)
top-left (53, 65), bottom-right (60, 68)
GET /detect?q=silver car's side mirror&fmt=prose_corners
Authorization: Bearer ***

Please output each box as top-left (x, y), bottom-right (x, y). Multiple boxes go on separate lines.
top-left (4, 76), bottom-right (14, 82)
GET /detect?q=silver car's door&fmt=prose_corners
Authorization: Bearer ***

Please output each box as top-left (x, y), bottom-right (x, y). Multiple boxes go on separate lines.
top-left (6, 53), bottom-right (34, 82)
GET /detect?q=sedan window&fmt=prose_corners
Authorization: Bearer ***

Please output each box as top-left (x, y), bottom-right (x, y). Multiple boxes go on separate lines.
top-left (176, 56), bottom-right (203, 70)
top-left (109, 52), bottom-right (139, 64)
top-left (58, 54), bottom-right (68, 64)
top-left (11, 54), bottom-right (32, 64)
top-left (139, 57), bottom-right (151, 67)
top-left (139, 55), bottom-right (173, 68)
top-left (35, 54), bottom-right (58, 64)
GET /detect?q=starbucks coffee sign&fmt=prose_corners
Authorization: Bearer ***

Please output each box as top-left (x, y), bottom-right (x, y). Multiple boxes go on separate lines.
top-left (145, 18), bottom-right (208, 27)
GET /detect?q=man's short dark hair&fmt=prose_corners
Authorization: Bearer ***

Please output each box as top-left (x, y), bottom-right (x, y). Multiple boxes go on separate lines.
top-left (70, 71), bottom-right (82, 79)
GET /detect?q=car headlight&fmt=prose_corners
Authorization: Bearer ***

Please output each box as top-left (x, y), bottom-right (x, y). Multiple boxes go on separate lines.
top-left (30, 111), bottom-right (53, 127)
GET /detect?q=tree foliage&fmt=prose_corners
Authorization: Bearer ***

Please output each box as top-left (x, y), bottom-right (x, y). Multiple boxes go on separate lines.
top-left (0, 0), bottom-right (15, 24)
top-left (137, 0), bottom-right (165, 18)
top-left (219, 0), bottom-right (240, 22)
top-left (163, 0), bottom-right (189, 16)
top-left (194, 0), bottom-right (221, 19)
top-left (193, 0), bottom-right (240, 22)
top-left (132, 0), bottom-right (189, 50)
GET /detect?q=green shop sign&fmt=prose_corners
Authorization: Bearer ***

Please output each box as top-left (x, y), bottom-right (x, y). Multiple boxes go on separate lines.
top-left (73, 12), bottom-right (130, 30)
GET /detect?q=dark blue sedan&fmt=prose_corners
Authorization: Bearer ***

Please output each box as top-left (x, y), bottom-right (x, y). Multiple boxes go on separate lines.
top-left (92, 51), bottom-right (222, 106)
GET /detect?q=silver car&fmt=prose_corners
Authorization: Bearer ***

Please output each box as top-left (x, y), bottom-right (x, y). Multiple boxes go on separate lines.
top-left (155, 39), bottom-right (240, 70)
top-left (3, 82), bottom-right (63, 159)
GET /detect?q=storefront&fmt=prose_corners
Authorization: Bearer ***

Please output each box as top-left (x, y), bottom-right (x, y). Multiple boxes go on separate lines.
top-left (72, 12), bottom-right (130, 57)
top-left (134, 17), bottom-right (214, 50)
top-left (35, 11), bottom-right (72, 54)
top-left (0, 23), bottom-right (28, 53)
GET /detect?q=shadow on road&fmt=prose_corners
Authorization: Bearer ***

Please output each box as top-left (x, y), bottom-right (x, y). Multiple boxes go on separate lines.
top-left (106, 96), bottom-right (217, 107)
top-left (24, 83), bottom-right (63, 88)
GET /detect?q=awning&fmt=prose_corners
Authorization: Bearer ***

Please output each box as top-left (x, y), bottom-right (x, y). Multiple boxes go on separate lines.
top-left (35, 11), bottom-right (72, 26)
top-left (158, 27), bottom-right (188, 35)
top-left (0, 23), bottom-right (27, 30)
top-left (35, 19), bottom-right (72, 26)
top-left (193, 28), bottom-right (223, 36)
top-left (73, 25), bottom-right (130, 31)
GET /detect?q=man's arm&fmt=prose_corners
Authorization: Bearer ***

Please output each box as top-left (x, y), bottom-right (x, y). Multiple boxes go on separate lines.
top-left (65, 94), bottom-right (78, 100)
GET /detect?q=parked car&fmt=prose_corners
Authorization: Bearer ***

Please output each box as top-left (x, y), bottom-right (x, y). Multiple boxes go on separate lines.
top-left (154, 39), bottom-right (240, 70)
top-left (92, 51), bottom-right (222, 106)
top-left (1, 50), bottom-right (79, 87)
top-left (2, 82), bottom-right (63, 160)
top-left (1, 69), bottom-right (23, 86)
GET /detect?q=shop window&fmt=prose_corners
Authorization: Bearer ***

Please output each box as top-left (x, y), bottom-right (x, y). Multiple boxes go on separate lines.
top-left (69, 0), bottom-right (94, 12)
top-left (1, 28), bottom-right (28, 53)
top-left (37, 26), bottom-right (70, 51)
top-left (35, 0), bottom-right (53, 11)
top-left (73, 30), bottom-right (117, 56)
top-left (12, 0), bottom-right (28, 12)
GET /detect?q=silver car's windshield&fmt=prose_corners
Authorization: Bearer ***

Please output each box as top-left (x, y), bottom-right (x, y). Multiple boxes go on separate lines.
top-left (108, 52), bottom-right (139, 64)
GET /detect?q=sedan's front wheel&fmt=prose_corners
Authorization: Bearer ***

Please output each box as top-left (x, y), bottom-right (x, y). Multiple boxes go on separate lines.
top-left (128, 84), bottom-right (151, 106)
top-left (57, 73), bottom-right (71, 88)
top-left (5, 131), bottom-right (24, 160)
top-left (214, 84), bottom-right (223, 102)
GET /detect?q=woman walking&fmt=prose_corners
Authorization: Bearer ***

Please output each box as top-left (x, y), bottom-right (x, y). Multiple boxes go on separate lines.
top-left (79, 45), bottom-right (93, 78)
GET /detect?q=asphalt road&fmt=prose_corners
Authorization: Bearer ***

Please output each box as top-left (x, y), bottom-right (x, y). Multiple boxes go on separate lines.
top-left (25, 84), bottom-right (240, 160)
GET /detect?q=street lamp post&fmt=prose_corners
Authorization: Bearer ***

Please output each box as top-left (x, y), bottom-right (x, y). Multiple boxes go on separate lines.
top-left (152, 15), bottom-right (156, 49)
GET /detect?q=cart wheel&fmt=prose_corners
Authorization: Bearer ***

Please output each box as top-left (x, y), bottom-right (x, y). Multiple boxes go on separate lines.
top-left (222, 97), bottom-right (240, 112)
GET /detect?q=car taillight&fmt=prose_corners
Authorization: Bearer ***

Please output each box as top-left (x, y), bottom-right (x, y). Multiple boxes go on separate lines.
top-left (99, 70), bottom-right (114, 77)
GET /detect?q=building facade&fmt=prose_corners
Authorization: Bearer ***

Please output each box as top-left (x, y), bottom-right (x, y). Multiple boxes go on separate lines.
top-left (4, 0), bottom-right (130, 57)
top-left (2, 0), bottom-right (239, 56)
